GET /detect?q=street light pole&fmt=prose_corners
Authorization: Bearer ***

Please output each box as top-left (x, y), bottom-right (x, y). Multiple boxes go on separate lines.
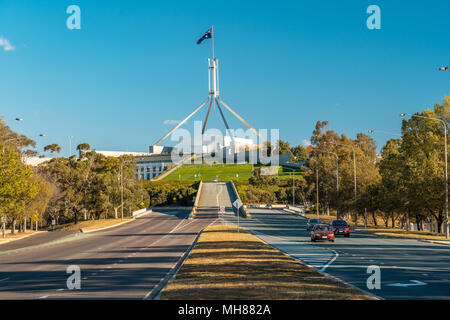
top-left (332, 143), bottom-right (357, 223)
top-left (292, 172), bottom-right (295, 206)
top-left (401, 113), bottom-right (448, 238)
top-left (2, 134), bottom-right (45, 152)
top-left (121, 161), bottom-right (124, 220)
top-left (316, 163), bottom-right (319, 217)
top-left (68, 136), bottom-right (73, 158)
top-left (5, 118), bottom-right (23, 122)
top-left (315, 149), bottom-right (339, 217)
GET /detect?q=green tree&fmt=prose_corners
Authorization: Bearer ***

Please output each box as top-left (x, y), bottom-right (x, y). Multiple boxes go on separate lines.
top-left (292, 145), bottom-right (308, 162)
top-left (0, 147), bottom-right (38, 235)
top-left (44, 143), bottom-right (62, 154)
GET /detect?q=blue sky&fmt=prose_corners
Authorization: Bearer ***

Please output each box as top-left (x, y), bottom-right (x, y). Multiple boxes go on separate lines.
top-left (0, 0), bottom-right (449, 156)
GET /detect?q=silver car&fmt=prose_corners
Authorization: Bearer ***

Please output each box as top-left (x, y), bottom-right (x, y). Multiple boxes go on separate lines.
top-left (306, 218), bottom-right (322, 231)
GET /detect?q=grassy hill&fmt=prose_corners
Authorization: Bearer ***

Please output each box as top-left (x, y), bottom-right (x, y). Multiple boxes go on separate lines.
top-left (161, 163), bottom-right (302, 182)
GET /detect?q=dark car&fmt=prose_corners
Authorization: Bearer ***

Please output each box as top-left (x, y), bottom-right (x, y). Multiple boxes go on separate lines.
top-left (311, 224), bottom-right (335, 242)
top-left (306, 218), bottom-right (322, 231)
top-left (331, 220), bottom-right (350, 237)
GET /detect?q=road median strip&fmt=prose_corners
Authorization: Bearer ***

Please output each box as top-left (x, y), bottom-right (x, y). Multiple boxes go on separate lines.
top-left (160, 224), bottom-right (372, 300)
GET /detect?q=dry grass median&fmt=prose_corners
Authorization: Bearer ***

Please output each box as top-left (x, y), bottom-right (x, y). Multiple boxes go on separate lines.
top-left (50, 218), bottom-right (133, 232)
top-left (161, 224), bottom-right (372, 300)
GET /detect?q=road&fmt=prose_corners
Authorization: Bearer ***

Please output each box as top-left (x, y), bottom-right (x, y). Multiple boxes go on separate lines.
top-left (0, 209), bottom-right (216, 299)
top-left (223, 208), bottom-right (450, 300)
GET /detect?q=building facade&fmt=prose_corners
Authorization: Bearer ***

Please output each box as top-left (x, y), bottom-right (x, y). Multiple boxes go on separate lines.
top-left (135, 155), bottom-right (175, 180)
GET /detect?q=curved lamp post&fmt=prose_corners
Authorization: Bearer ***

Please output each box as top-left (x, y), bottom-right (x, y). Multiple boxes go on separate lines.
top-left (368, 130), bottom-right (402, 137)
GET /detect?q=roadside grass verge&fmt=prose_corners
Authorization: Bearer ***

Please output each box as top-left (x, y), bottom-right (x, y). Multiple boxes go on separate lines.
top-left (161, 224), bottom-right (372, 300)
top-left (305, 213), bottom-right (448, 241)
top-left (0, 230), bottom-right (39, 241)
top-left (49, 218), bottom-right (133, 232)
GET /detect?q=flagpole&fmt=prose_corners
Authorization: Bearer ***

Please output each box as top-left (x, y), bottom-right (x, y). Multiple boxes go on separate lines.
top-left (212, 25), bottom-right (215, 60)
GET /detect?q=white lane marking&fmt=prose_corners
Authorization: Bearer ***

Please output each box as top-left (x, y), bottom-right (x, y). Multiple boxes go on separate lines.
top-left (56, 288), bottom-right (65, 292)
top-left (386, 280), bottom-right (427, 287)
top-left (0, 277), bottom-right (9, 282)
top-left (100, 269), bottom-right (104, 272)
top-left (82, 277), bottom-right (88, 280)
top-left (91, 273), bottom-right (97, 276)
top-left (320, 250), bottom-right (339, 272)
top-left (39, 296), bottom-right (48, 299)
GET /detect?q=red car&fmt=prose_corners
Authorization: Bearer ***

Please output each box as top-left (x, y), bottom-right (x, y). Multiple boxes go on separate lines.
top-left (311, 224), bottom-right (335, 242)
top-left (331, 220), bottom-right (350, 237)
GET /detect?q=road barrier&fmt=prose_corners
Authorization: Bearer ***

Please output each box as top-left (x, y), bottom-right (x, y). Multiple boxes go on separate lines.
top-left (132, 208), bottom-right (151, 218)
top-left (228, 181), bottom-right (248, 218)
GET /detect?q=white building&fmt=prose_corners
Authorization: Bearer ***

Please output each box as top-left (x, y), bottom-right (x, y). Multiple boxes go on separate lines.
top-left (135, 155), bottom-right (178, 180)
top-left (22, 157), bottom-right (52, 166)
top-left (90, 150), bottom-right (177, 180)
top-left (202, 135), bottom-right (254, 154)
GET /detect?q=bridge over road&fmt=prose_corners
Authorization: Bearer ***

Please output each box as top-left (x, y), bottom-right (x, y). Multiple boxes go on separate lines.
top-left (194, 182), bottom-right (239, 219)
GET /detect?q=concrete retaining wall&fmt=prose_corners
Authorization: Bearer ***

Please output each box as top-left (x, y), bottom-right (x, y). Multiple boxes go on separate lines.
top-left (228, 181), bottom-right (248, 218)
top-left (132, 208), bottom-right (151, 218)
top-left (189, 181), bottom-right (203, 219)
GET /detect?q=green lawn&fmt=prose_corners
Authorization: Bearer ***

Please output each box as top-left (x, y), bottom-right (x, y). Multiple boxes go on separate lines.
top-left (162, 163), bottom-right (253, 181)
top-left (162, 163), bottom-right (302, 182)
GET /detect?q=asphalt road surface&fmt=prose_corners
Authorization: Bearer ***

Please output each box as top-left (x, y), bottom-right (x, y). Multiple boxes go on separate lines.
top-left (0, 209), bottom-right (216, 299)
top-left (223, 208), bottom-right (450, 300)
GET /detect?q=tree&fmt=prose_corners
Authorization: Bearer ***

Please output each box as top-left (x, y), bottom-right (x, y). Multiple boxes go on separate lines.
top-left (395, 97), bottom-right (450, 232)
top-left (39, 151), bottom-right (149, 224)
top-left (44, 143), bottom-right (62, 154)
top-left (304, 121), bottom-right (380, 222)
top-left (292, 145), bottom-right (308, 162)
top-left (76, 142), bottom-right (91, 158)
top-left (276, 139), bottom-right (294, 160)
top-left (23, 174), bottom-right (54, 231)
top-left (0, 147), bottom-right (38, 235)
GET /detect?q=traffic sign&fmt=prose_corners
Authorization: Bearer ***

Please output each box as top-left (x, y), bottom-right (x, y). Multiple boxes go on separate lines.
top-left (0, 216), bottom-right (6, 223)
top-left (233, 199), bottom-right (242, 209)
top-left (219, 206), bottom-right (225, 213)
top-left (52, 219), bottom-right (56, 226)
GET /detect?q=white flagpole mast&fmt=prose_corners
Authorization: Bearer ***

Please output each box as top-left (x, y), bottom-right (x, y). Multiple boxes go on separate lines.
top-left (212, 25), bottom-right (215, 60)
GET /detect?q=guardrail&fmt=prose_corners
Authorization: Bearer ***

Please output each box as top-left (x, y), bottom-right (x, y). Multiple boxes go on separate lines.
top-left (228, 181), bottom-right (248, 218)
top-left (283, 205), bottom-right (306, 218)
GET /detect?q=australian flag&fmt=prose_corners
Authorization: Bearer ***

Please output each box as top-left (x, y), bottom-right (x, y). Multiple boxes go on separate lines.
top-left (196, 28), bottom-right (212, 44)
